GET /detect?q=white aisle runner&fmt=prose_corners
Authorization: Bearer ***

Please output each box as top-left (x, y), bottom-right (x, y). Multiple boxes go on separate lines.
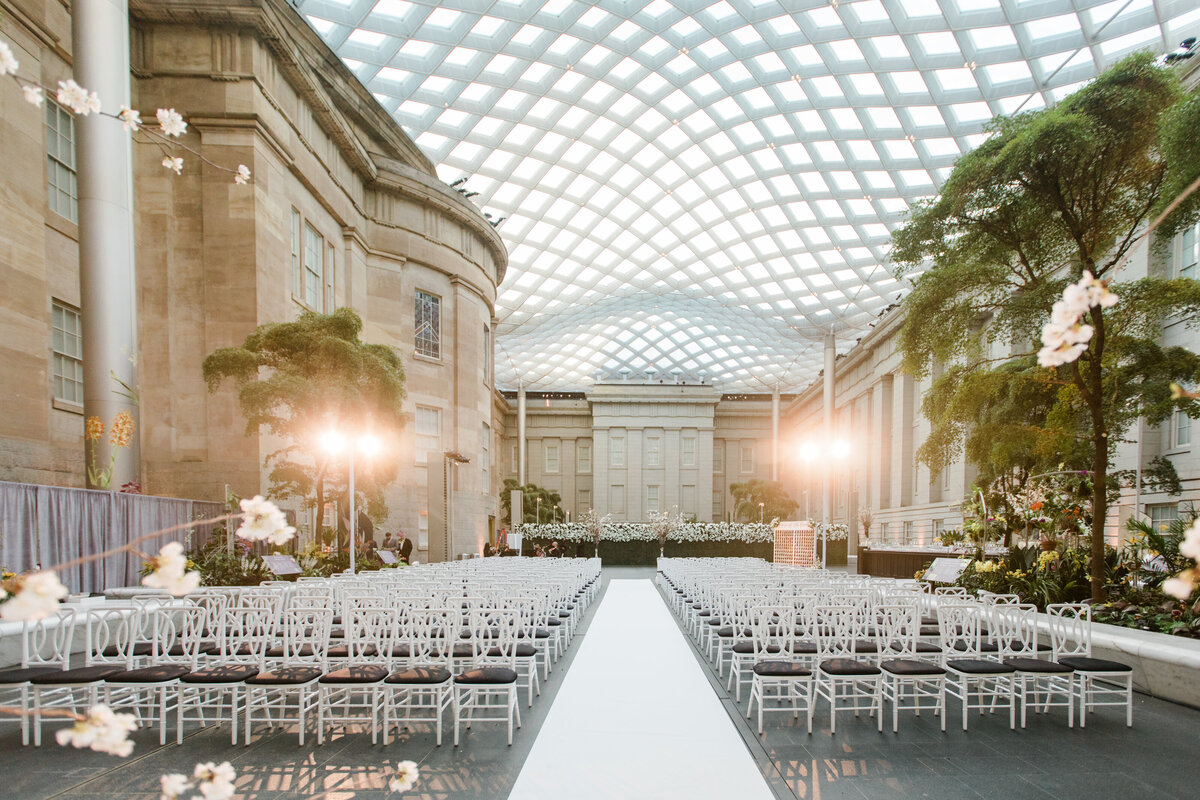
top-left (507, 579), bottom-right (776, 800)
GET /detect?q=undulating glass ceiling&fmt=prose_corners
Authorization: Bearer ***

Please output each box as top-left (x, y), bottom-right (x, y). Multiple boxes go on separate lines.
top-left (299, 0), bottom-right (1198, 392)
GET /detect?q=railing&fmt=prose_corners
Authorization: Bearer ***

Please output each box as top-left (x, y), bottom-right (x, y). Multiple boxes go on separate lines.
top-left (0, 480), bottom-right (223, 593)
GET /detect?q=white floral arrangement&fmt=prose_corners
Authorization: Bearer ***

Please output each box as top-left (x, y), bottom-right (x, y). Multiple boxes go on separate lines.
top-left (517, 520), bottom-right (777, 544)
top-left (811, 521), bottom-right (849, 542)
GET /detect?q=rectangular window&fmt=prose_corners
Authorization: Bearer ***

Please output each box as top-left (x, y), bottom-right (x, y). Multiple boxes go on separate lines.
top-left (1174, 409), bottom-right (1192, 448)
top-left (610, 485), bottom-right (625, 514)
top-left (46, 101), bottom-right (78, 222)
top-left (712, 489), bottom-right (723, 520)
top-left (414, 405), bottom-right (441, 464)
top-left (682, 484), bottom-right (696, 517)
top-left (713, 442), bottom-right (724, 474)
top-left (482, 326), bottom-right (491, 384)
top-left (577, 489), bottom-right (591, 513)
top-left (1148, 503), bottom-right (1179, 533)
top-left (302, 222), bottom-right (324, 310)
top-left (577, 441), bottom-right (592, 473)
top-left (544, 441), bottom-right (560, 473)
top-left (481, 422), bottom-right (490, 476)
top-left (682, 437), bottom-right (696, 467)
top-left (879, 521), bottom-right (890, 543)
top-left (414, 290), bottom-right (441, 358)
top-left (510, 443), bottom-right (518, 472)
top-left (903, 520), bottom-right (914, 543)
top-left (645, 436), bottom-right (661, 467)
top-left (933, 519), bottom-right (945, 540)
top-left (325, 240), bottom-right (336, 310)
top-left (417, 511), bottom-right (429, 550)
top-left (646, 485), bottom-right (660, 514)
top-left (51, 300), bottom-right (83, 405)
top-left (290, 209), bottom-right (302, 298)
top-left (940, 468), bottom-right (950, 492)
top-left (740, 441), bottom-right (754, 473)
top-left (1181, 225), bottom-right (1198, 281)
top-left (610, 436), bottom-right (625, 468)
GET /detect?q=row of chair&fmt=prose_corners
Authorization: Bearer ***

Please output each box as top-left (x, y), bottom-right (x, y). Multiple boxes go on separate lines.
top-left (0, 558), bottom-right (600, 749)
top-left (658, 558), bottom-right (1133, 735)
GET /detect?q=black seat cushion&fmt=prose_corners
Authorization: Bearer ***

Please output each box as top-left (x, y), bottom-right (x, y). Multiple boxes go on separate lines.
top-left (1058, 656), bottom-right (1132, 673)
top-left (167, 642), bottom-right (219, 657)
top-left (488, 644), bottom-right (537, 658)
top-left (385, 666), bottom-right (452, 685)
top-left (716, 626), bottom-right (752, 638)
top-left (436, 643), bottom-right (475, 659)
top-left (327, 644), bottom-right (378, 659)
top-left (697, 610), bottom-right (712, 617)
top-left (1004, 657), bottom-right (1073, 673)
top-left (881, 659), bottom-right (946, 676)
top-left (732, 642), bottom-right (781, 654)
top-left (854, 640), bottom-right (879, 654)
top-left (101, 643), bottom-right (154, 658)
top-left (544, 618), bottom-right (563, 626)
top-left (890, 641), bottom-right (943, 654)
top-left (946, 658), bottom-right (1016, 675)
top-left (30, 665), bottom-right (125, 684)
top-left (108, 664), bottom-right (191, 683)
top-left (455, 666), bottom-right (518, 685)
top-left (390, 644), bottom-right (412, 658)
top-left (320, 665), bottom-right (389, 684)
top-left (245, 666), bottom-right (323, 685)
top-left (951, 641), bottom-right (1000, 653)
top-left (820, 658), bottom-right (881, 677)
top-left (753, 661), bottom-right (811, 677)
top-left (0, 666), bottom-right (64, 684)
top-left (791, 640), bottom-right (818, 654)
top-left (179, 664), bottom-right (260, 683)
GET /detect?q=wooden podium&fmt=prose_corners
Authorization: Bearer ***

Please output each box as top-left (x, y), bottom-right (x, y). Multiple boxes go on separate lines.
top-left (773, 522), bottom-right (816, 567)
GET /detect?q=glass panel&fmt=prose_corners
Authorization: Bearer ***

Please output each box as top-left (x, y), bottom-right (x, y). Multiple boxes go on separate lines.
top-left (303, 223), bottom-right (323, 309)
top-left (415, 290), bottom-right (441, 358)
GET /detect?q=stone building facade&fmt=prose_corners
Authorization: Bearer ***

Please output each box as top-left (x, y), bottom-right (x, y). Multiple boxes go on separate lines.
top-left (0, 0), bottom-right (507, 561)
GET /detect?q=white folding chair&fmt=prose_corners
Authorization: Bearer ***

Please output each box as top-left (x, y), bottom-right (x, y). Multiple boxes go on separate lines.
top-left (1046, 603), bottom-right (1133, 727)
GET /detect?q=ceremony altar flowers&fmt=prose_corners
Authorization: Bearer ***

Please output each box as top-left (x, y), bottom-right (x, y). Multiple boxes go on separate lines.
top-left (812, 521), bottom-right (849, 542)
top-left (518, 520), bottom-right (777, 544)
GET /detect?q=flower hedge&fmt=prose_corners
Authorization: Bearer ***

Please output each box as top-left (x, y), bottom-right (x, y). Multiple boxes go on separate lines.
top-left (516, 520), bottom-right (777, 544)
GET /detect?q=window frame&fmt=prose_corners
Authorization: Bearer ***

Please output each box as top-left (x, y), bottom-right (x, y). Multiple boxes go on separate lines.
top-left (739, 441), bottom-right (754, 473)
top-left (576, 441), bottom-right (592, 473)
top-left (681, 436), bottom-right (696, 467)
top-left (1173, 408), bottom-right (1192, 449)
top-left (414, 405), bottom-right (442, 465)
top-left (610, 436), bottom-right (625, 468)
top-left (414, 289), bottom-right (442, 360)
top-left (544, 441), bottom-right (560, 473)
top-left (302, 221), bottom-right (324, 310)
top-left (646, 485), bottom-right (660, 514)
top-left (1178, 224), bottom-right (1198, 281)
top-left (45, 100), bottom-right (78, 222)
top-left (50, 300), bottom-right (83, 407)
top-left (645, 436), bottom-right (661, 468)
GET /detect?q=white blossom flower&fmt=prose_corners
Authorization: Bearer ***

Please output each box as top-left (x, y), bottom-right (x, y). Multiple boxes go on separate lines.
top-left (388, 760), bottom-right (420, 793)
top-left (160, 772), bottom-right (191, 800)
top-left (1038, 271), bottom-right (1119, 369)
top-left (236, 495), bottom-right (295, 544)
top-left (56, 79), bottom-right (101, 115)
top-left (0, 570), bottom-right (68, 622)
top-left (192, 762), bottom-right (236, 800)
top-left (162, 156), bottom-right (183, 175)
top-left (1180, 518), bottom-right (1200, 562)
top-left (142, 541), bottom-right (200, 596)
top-left (234, 164), bottom-right (251, 185)
top-left (119, 106), bottom-right (142, 132)
top-left (156, 108), bottom-right (187, 137)
top-left (1163, 575), bottom-right (1195, 601)
top-left (23, 86), bottom-right (44, 107)
top-left (55, 704), bottom-right (138, 756)
top-left (0, 41), bottom-right (18, 76)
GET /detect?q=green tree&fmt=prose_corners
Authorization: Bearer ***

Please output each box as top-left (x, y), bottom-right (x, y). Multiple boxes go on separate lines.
top-left (201, 308), bottom-right (407, 533)
top-left (500, 479), bottom-right (562, 524)
top-left (893, 54), bottom-right (1200, 601)
top-left (729, 479), bottom-right (797, 523)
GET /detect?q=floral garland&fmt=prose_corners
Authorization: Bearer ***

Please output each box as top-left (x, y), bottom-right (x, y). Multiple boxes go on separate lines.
top-left (811, 521), bottom-right (849, 542)
top-left (517, 520), bottom-right (777, 544)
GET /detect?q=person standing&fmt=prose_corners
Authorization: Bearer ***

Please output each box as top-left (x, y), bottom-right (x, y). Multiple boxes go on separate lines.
top-left (381, 531), bottom-right (394, 551)
top-left (396, 531), bottom-right (414, 564)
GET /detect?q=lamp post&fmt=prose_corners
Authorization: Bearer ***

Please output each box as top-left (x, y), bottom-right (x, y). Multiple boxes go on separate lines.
top-left (816, 438), bottom-right (851, 569)
top-left (759, 502), bottom-right (765, 524)
top-left (536, 497), bottom-right (542, 525)
top-left (553, 505), bottom-right (559, 523)
top-left (321, 430), bottom-right (380, 575)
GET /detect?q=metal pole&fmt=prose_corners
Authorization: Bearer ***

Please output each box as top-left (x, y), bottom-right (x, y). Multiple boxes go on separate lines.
top-left (348, 447), bottom-right (356, 574)
top-left (822, 331), bottom-right (835, 569)
top-left (771, 388), bottom-right (780, 481)
top-left (518, 387), bottom-right (527, 485)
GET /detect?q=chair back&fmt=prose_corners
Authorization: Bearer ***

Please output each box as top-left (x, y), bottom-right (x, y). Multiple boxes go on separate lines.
top-left (346, 606), bottom-right (396, 665)
top-left (991, 603), bottom-right (1039, 657)
top-left (85, 607), bottom-right (140, 668)
top-left (876, 600), bottom-right (922, 658)
top-left (1045, 603), bottom-right (1092, 659)
top-left (815, 602), bottom-right (863, 658)
top-left (937, 601), bottom-right (984, 656)
top-left (19, 608), bottom-right (76, 670)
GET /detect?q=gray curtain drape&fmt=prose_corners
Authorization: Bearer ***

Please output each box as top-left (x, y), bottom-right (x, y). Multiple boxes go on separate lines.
top-left (0, 481), bottom-right (226, 593)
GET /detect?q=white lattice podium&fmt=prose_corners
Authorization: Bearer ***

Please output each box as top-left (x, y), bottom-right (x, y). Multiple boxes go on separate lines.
top-left (773, 521), bottom-right (816, 567)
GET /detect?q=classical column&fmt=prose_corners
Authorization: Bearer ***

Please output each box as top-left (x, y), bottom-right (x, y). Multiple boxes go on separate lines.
top-left (517, 386), bottom-right (527, 485)
top-left (74, 0), bottom-right (139, 488)
top-left (771, 387), bottom-right (780, 481)
top-left (822, 332), bottom-right (835, 525)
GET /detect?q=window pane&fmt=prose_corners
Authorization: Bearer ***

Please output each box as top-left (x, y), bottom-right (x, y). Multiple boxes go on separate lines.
top-left (682, 437), bottom-right (696, 467)
top-left (415, 405), bottom-right (441, 463)
top-left (415, 290), bottom-right (441, 358)
top-left (610, 437), bottom-right (625, 467)
top-left (50, 301), bottom-right (83, 404)
top-left (646, 436), bottom-right (660, 467)
top-left (577, 441), bottom-right (592, 472)
top-left (303, 223), bottom-right (323, 309)
top-left (1177, 410), bottom-right (1192, 447)
top-left (45, 102), bottom-right (78, 222)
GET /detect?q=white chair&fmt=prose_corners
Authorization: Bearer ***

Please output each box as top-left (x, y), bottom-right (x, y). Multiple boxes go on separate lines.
top-left (877, 600), bottom-right (946, 733)
top-left (382, 606), bottom-right (456, 746)
top-left (0, 609), bottom-right (76, 745)
top-left (243, 606), bottom-right (332, 745)
top-left (746, 604), bottom-right (813, 734)
top-left (814, 602), bottom-right (883, 734)
top-left (318, 605), bottom-right (394, 744)
top-left (453, 608), bottom-right (521, 746)
top-left (937, 602), bottom-right (1015, 730)
top-left (1046, 603), bottom-right (1133, 727)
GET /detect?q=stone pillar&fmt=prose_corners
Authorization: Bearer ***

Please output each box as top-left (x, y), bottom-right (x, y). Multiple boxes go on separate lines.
top-left (517, 387), bottom-right (526, 485)
top-left (771, 387), bottom-right (780, 481)
top-left (74, 0), bottom-right (139, 489)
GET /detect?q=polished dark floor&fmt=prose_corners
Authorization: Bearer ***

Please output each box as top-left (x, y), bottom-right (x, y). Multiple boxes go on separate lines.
top-left (2, 566), bottom-right (1197, 799)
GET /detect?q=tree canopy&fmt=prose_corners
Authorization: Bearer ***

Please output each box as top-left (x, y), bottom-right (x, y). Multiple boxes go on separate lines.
top-left (202, 308), bottom-right (407, 525)
top-left (729, 478), bottom-right (798, 523)
top-left (501, 479), bottom-right (563, 524)
top-left (893, 54), bottom-right (1200, 601)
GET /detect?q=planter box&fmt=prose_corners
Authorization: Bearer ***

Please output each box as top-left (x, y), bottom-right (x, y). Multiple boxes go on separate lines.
top-left (522, 538), bottom-right (772, 565)
top-left (817, 538), bottom-right (848, 566)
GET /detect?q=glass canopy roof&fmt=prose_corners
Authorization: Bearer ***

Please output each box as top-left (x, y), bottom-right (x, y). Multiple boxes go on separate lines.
top-left (299, 0), bottom-right (1197, 392)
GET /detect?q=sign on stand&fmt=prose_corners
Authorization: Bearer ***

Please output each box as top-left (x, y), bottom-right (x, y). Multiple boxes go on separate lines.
top-left (922, 557), bottom-right (971, 584)
top-left (377, 550), bottom-right (398, 565)
top-left (261, 554), bottom-right (302, 576)
top-left (773, 521), bottom-right (816, 567)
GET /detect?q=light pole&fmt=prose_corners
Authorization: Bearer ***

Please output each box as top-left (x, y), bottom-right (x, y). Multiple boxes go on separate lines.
top-left (536, 497), bottom-right (542, 525)
top-left (321, 429), bottom-right (380, 575)
top-left (553, 505), bottom-right (560, 523)
top-left (819, 438), bottom-right (851, 569)
top-left (759, 502), bottom-right (765, 523)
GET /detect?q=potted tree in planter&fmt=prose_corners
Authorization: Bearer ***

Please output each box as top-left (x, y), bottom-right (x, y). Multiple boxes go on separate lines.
top-left (579, 508), bottom-right (609, 559)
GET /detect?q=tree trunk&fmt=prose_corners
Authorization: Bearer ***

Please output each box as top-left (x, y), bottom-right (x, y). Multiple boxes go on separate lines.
top-left (1090, 423), bottom-right (1108, 603)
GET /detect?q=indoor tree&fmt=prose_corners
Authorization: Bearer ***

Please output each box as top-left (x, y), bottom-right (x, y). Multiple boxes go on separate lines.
top-left (201, 308), bottom-right (407, 534)
top-left (893, 54), bottom-right (1200, 601)
top-left (501, 479), bottom-right (562, 524)
top-left (729, 478), bottom-right (797, 523)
